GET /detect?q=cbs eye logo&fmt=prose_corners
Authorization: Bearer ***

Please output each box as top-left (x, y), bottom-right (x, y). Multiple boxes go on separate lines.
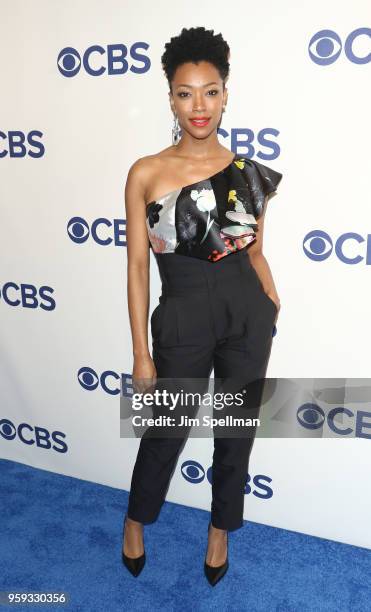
top-left (297, 404), bottom-right (325, 429)
top-left (309, 28), bottom-right (371, 65)
top-left (0, 419), bottom-right (17, 440)
top-left (57, 43), bottom-right (151, 77)
top-left (303, 230), bottom-right (371, 265)
top-left (181, 460), bottom-right (205, 484)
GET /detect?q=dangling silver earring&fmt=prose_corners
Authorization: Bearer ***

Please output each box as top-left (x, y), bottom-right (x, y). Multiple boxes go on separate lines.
top-left (172, 114), bottom-right (181, 145)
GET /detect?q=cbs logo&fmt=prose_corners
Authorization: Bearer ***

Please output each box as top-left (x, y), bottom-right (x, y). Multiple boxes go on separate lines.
top-left (1, 283), bottom-right (55, 310)
top-left (78, 367), bottom-right (124, 396)
top-left (303, 230), bottom-right (371, 265)
top-left (0, 418), bottom-right (67, 452)
top-left (309, 28), bottom-right (371, 65)
top-left (181, 460), bottom-right (273, 498)
top-left (297, 403), bottom-right (371, 439)
top-left (67, 217), bottom-right (126, 246)
top-left (0, 131), bottom-right (44, 158)
top-left (57, 44), bottom-right (150, 77)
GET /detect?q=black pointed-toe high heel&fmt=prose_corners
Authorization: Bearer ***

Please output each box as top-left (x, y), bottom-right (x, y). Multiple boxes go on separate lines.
top-left (204, 520), bottom-right (229, 586)
top-left (121, 513), bottom-right (146, 577)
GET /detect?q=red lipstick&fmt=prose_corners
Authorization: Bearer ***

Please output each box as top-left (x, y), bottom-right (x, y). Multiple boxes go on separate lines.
top-left (189, 117), bottom-right (210, 127)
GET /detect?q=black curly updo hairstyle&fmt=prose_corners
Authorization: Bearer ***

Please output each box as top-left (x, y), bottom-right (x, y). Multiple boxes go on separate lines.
top-left (161, 26), bottom-right (230, 91)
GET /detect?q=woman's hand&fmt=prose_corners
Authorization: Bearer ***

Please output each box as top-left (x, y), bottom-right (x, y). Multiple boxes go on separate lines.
top-left (132, 353), bottom-right (157, 394)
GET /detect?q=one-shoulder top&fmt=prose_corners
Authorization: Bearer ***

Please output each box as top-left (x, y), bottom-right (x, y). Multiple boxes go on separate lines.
top-left (145, 153), bottom-right (283, 263)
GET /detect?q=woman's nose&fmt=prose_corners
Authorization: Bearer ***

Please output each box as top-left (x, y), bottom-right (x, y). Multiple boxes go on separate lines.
top-left (192, 94), bottom-right (206, 111)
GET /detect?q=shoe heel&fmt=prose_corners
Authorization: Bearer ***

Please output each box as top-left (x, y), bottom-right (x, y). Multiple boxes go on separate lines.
top-left (204, 520), bottom-right (229, 586)
top-left (122, 513), bottom-right (146, 577)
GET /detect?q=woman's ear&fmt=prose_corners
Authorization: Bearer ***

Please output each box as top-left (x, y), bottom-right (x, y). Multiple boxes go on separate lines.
top-left (223, 87), bottom-right (228, 109)
top-left (169, 91), bottom-right (175, 114)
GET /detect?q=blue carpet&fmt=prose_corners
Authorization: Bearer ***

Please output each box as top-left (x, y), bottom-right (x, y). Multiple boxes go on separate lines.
top-left (1, 458), bottom-right (370, 611)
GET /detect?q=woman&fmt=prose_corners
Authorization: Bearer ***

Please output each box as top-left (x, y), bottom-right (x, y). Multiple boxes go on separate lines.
top-left (123, 26), bottom-right (282, 586)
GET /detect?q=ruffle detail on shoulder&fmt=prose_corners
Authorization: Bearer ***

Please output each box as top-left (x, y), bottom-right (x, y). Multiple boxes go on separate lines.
top-left (216, 156), bottom-right (283, 238)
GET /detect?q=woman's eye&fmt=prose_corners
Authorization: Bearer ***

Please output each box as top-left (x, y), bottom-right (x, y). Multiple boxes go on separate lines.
top-left (177, 90), bottom-right (219, 98)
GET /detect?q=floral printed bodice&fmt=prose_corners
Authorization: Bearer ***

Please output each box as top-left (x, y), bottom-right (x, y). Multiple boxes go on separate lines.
top-left (146, 154), bottom-right (282, 263)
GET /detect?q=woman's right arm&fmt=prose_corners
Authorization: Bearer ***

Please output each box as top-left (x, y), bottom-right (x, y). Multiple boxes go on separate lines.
top-left (125, 158), bottom-right (157, 393)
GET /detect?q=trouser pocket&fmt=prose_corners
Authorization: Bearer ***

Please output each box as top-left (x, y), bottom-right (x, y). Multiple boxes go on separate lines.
top-left (261, 288), bottom-right (278, 316)
top-left (150, 296), bottom-right (179, 347)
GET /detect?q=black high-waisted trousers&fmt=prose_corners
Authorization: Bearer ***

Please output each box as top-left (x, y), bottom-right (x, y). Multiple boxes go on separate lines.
top-left (127, 247), bottom-right (277, 531)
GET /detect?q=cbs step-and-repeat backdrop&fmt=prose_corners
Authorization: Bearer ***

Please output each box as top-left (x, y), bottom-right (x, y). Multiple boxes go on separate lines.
top-left (1, 1), bottom-right (370, 549)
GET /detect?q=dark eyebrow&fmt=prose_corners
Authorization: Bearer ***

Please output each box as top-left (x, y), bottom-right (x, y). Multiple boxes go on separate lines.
top-left (175, 81), bottom-right (219, 89)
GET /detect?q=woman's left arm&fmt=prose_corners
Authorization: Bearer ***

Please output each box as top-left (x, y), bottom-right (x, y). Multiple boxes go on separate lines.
top-left (246, 195), bottom-right (281, 314)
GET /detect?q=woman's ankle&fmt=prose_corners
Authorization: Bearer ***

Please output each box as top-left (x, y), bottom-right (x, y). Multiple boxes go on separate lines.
top-left (126, 516), bottom-right (143, 527)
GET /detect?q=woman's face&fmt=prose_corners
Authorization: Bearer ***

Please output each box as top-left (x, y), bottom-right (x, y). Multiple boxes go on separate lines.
top-left (169, 60), bottom-right (228, 141)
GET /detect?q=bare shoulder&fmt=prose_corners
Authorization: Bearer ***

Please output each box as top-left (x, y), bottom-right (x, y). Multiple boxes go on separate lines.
top-left (125, 156), bottom-right (151, 186)
top-left (125, 147), bottom-right (176, 198)
top-left (128, 147), bottom-right (175, 174)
